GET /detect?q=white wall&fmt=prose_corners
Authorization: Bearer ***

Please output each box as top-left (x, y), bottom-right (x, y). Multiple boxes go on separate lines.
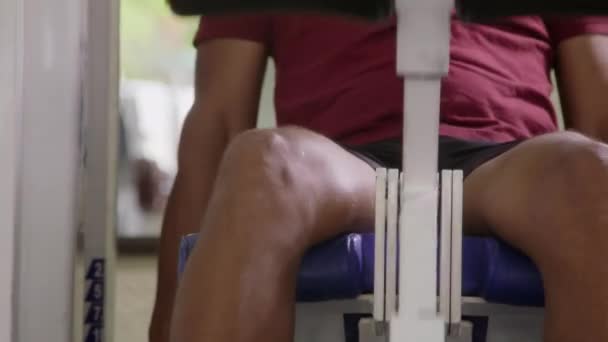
top-left (0, 0), bottom-right (20, 338)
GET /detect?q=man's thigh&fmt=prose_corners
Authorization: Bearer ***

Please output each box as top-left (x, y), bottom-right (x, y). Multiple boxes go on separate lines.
top-left (344, 135), bottom-right (522, 236)
top-left (462, 131), bottom-right (608, 256)
top-left (234, 128), bottom-right (598, 252)
top-left (211, 126), bottom-right (378, 246)
top-left (348, 131), bottom-right (608, 267)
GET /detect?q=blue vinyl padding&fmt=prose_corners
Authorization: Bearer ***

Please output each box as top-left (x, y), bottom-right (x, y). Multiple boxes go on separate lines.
top-left (178, 233), bottom-right (544, 306)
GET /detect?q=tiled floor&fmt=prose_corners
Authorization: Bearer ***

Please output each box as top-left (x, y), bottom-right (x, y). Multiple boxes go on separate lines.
top-left (114, 254), bottom-right (158, 342)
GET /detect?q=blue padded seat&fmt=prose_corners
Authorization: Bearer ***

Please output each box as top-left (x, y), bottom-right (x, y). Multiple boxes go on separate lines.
top-left (178, 233), bottom-right (544, 306)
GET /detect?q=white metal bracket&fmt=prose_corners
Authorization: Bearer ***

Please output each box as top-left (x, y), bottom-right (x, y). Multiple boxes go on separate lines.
top-left (380, 0), bottom-right (457, 340)
top-left (373, 169), bottom-right (466, 342)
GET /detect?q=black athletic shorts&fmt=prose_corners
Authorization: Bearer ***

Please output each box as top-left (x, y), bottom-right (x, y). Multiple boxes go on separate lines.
top-left (345, 136), bottom-right (521, 177)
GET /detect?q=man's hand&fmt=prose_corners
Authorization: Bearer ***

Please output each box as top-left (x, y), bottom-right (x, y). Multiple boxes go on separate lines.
top-left (134, 159), bottom-right (168, 212)
top-left (149, 37), bottom-right (269, 342)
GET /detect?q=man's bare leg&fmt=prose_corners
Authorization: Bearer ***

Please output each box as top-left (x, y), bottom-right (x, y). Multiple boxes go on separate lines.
top-left (170, 126), bottom-right (376, 342)
top-left (171, 128), bottom-right (608, 342)
top-left (466, 131), bottom-right (608, 342)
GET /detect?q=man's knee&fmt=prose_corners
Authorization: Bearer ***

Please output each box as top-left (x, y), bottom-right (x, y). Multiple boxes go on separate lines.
top-left (522, 132), bottom-right (608, 263)
top-left (555, 134), bottom-right (608, 231)
top-left (217, 127), bottom-right (315, 197)
top-left (213, 127), bottom-right (334, 231)
top-left (208, 126), bottom-right (372, 245)
top-left (542, 132), bottom-right (608, 209)
top-left (482, 131), bottom-right (608, 257)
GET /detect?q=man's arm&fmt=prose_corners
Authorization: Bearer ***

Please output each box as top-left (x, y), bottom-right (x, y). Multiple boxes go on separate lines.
top-left (556, 35), bottom-right (608, 138)
top-left (149, 38), bottom-right (268, 342)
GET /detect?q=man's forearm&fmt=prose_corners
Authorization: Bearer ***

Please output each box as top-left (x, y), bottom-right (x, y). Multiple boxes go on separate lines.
top-left (150, 110), bottom-right (230, 342)
top-left (556, 35), bottom-right (608, 140)
top-left (150, 178), bottom-right (207, 341)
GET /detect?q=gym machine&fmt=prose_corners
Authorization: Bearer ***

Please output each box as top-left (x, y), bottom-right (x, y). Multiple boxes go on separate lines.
top-left (2, 0), bottom-right (118, 341)
top-left (174, 0), bottom-right (608, 341)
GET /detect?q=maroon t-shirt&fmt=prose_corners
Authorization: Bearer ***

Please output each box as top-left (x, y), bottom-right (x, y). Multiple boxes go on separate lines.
top-left (195, 14), bottom-right (608, 145)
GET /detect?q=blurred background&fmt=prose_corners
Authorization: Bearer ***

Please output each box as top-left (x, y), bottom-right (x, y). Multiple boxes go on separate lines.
top-left (117, 0), bottom-right (197, 241)
top-left (117, 0), bottom-right (276, 242)
top-left (113, 1), bottom-right (276, 341)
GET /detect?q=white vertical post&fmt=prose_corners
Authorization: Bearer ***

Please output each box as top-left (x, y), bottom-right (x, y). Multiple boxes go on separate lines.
top-left (391, 0), bottom-right (453, 341)
top-left (449, 171), bottom-right (464, 329)
top-left (14, 0), bottom-right (83, 341)
top-left (386, 169), bottom-right (401, 319)
top-left (399, 78), bottom-right (442, 317)
top-left (439, 171), bottom-right (453, 322)
top-left (0, 0), bottom-right (21, 338)
top-left (374, 169), bottom-right (388, 322)
top-left (81, 0), bottom-right (120, 340)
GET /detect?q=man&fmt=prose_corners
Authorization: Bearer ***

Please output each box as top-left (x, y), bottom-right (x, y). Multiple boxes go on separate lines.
top-left (150, 13), bottom-right (608, 342)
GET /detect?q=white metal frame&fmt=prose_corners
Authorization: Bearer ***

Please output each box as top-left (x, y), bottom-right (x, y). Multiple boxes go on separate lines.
top-left (376, 169), bottom-right (471, 341)
top-left (295, 0), bottom-right (545, 341)
top-left (391, 0), bottom-right (453, 340)
top-left (13, 0), bottom-right (83, 341)
top-left (295, 298), bottom-right (374, 342)
top-left (294, 296), bottom-right (543, 342)
top-left (373, 169), bottom-right (387, 323)
top-left (81, 0), bottom-right (120, 340)
top-left (164, 0), bottom-right (547, 339)
top-left (0, 0), bottom-right (21, 338)
top-left (4, 0), bottom-right (119, 341)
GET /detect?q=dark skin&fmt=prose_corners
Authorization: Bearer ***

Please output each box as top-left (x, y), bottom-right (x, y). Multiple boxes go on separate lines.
top-left (150, 39), bottom-right (267, 342)
top-left (151, 35), bottom-right (608, 342)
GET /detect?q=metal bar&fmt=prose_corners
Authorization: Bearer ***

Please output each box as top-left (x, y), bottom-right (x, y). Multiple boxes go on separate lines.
top-left (398, 78), bottom-right (441, 318)
top-left (439, 171), bottom-right (453, 322)
top-left (394, 0), bottom-right (452, 328)
top-left (450, 171), bottom-right (464, 327)
top-left (14, 0), bottom-right (82, 340)
top-left (386, 169), bottom-right (400, 319)
top-left (0, 0), bottom-right (21, 337)
top-left (373, 169), bottom-right (388, 322)
top-left (81, 0), bottom-right (120, 340)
